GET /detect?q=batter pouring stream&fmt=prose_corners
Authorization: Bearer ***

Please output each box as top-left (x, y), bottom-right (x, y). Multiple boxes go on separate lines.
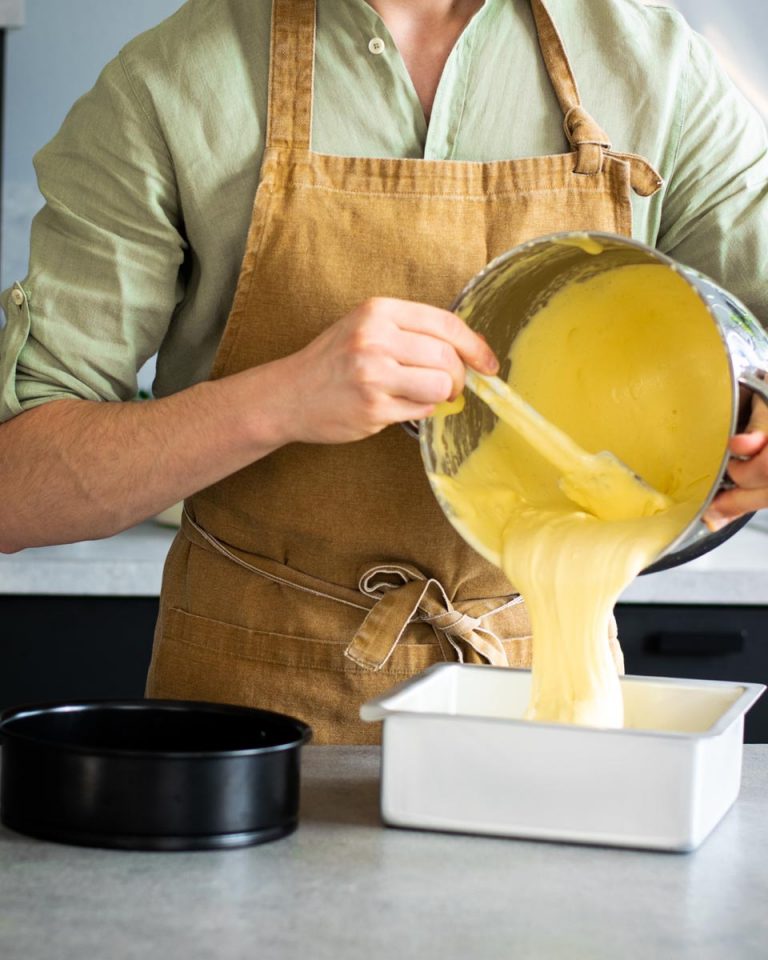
top-left (431, 263), bottom-right (732, 727)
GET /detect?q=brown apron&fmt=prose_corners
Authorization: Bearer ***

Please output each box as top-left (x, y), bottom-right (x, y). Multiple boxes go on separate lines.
top-left (147, 0), bottom-right (662, 743)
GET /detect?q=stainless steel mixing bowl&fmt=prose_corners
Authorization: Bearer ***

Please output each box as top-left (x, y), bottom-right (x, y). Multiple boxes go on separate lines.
top-left (420, 231), bottom-right (768, 573)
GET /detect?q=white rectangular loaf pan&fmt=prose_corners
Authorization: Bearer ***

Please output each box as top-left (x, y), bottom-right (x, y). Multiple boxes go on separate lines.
top-left (360, 664), bottom-right (765, 852)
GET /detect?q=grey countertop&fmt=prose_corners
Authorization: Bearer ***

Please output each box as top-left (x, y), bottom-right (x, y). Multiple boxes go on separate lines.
top-left (0, 521), bottom-right (175, 597)
top-left (0, 745), bottom-right (766, 960)
top-left (2, 515), bottom-right (768, 604)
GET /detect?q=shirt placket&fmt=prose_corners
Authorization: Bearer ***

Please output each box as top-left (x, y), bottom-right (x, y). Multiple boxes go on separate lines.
top-left (355, 0), bottom-right (497, 161)
top-left (421, 0), bottom-right (501, 160)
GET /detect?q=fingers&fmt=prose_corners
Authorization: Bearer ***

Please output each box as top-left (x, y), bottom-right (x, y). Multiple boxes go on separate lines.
top-left (704, 428), bottom-right (768, 529)
top-left (705, 487), bottom-right (768, 530)
top-left (726, 433), bottom-right (768, 489)
top-left (727, 393), bottom-right (768, 458)
top-left (284, 297), bottom-right (499, 446)
top-left (386, 397), bottom-right (440, 423)
top-left (744, 391), bottom-right (768, 433)
top-left (728, 431), bottom-right (768, 458)
top-left (730, 377), bottom-right (768, 457)
top-left (389, 330), bottom-right (466, 398)
top-left (372, 299), bottom-right (498, 375)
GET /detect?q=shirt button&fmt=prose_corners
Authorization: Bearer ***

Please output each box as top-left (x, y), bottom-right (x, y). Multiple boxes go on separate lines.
top-left (11, 286), bottom-right (25, 307)
top-left (368, 37), bottom-right (386, 55)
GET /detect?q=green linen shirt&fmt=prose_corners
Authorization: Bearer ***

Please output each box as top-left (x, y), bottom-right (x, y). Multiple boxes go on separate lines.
top-left (1, 0), bottom-right (768, 420)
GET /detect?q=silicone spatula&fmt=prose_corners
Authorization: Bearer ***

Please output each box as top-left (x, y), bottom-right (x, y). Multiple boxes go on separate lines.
top-left (464, 369), bottom-right (673, 521)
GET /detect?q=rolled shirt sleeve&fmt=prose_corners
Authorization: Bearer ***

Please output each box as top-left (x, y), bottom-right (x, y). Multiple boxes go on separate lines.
top-left (657, 28), bottom-right (768, 325)
top-left (0, 52), bottom-right (186, 422)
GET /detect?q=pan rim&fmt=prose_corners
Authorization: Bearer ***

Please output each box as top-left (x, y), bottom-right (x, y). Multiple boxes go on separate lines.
top-left (0, 697), bottom-right (313, 759)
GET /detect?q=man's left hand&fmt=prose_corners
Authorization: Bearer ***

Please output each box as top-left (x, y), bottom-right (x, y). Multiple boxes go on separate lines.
top-left (705, 396), bottom-right (768, 529)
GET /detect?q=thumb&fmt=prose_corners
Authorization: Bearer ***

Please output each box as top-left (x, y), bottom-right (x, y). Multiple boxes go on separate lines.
top-left (745, 392), bottom-right (768, 433)
top-left (729, 392), bottom-right (768, 456)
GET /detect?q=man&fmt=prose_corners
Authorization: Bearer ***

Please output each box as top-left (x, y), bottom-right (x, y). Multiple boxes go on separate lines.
top-left (1, 0), bottom-right (767, 741)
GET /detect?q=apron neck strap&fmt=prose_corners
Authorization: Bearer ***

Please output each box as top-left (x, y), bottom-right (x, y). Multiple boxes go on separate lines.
top-left (265, 0), bottom-right (584, 153)
top-left (266, 0), bottom-right (315, 151)
top-left (263, 0), bottom-right (660, 192)
top-left (529, 0), bottom-right (582, 118)
top-left (531, 0), bottom-right (625, 178)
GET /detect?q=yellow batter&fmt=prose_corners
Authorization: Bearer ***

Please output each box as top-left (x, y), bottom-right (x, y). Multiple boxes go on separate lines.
top-left (432, 262), bottom-right (732, 727)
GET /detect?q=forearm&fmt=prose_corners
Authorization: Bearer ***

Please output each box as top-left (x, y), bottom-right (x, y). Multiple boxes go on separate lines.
top-left (0, 363), bottom-right (294, 553)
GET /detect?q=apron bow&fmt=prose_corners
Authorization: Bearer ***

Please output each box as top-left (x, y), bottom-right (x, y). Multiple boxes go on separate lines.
top-left (345, 564), bottom-right (515, 671)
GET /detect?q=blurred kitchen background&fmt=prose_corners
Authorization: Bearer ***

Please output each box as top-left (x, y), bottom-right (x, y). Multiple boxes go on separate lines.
top-left (1, 0), bottom-right (768, 738)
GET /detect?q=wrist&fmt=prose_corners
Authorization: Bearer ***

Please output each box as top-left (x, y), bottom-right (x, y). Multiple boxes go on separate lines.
top-left (224, 358), bottom-right (303, 455)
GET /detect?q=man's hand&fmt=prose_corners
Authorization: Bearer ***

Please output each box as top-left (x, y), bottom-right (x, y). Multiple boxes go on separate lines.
top-left (274, 297), bottom-right (498, 445)
top-left (705, 396), bottom-right (768, 529)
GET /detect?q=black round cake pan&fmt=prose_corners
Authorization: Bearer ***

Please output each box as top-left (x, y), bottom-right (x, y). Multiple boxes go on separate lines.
top-left (0, 699), bottom-right (311, 851)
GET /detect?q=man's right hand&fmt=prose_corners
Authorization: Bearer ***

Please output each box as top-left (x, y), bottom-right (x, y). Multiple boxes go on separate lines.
top-left (273, 297), bottom-right (499, 445)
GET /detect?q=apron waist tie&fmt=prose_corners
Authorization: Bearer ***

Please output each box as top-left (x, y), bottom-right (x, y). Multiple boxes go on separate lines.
top-left (181, 508), bottom-right (521, 672)
top-left (350, 564), bottom-right (513, 670)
